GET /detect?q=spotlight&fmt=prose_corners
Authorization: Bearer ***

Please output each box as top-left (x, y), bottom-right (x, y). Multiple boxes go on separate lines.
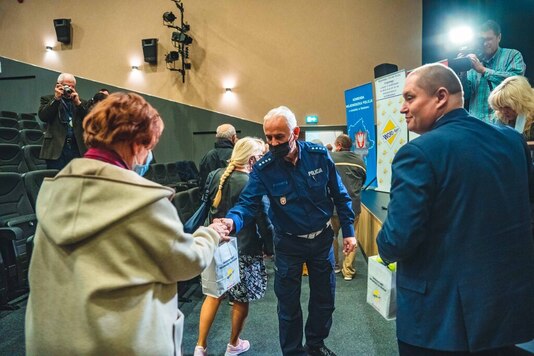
top-left (165, 51), bottom-right (180, 63)
top-left (448, 25), bottom-right (474, 46)
top-left (172, 31), bottom-right (193, 45)
top-left (163, 11), bottom-right (177, 23)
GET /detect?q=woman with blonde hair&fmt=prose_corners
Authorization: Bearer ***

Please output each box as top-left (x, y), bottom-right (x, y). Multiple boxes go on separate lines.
top-left (194, 137), bottom-right (268, 356)
top-left (488, 75), bottom-right (534, 140)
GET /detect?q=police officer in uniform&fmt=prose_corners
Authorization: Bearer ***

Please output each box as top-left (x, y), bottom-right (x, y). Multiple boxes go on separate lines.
top-left (214, 106), bottom-right (356, 356)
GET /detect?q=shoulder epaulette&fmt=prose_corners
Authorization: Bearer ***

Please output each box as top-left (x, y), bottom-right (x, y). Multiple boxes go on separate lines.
top-left (306, 144), bottom-right (328, 155)
top-left (256, 155), bottom-right (274, 170)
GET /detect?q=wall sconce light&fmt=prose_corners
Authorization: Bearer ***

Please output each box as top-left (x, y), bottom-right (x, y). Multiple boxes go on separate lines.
top-left (45, 46), bottom-right (54, 51)
top-left (131, 65), bottom-right (140, 70)
top-left (225, 88), bottom-right (232, 93)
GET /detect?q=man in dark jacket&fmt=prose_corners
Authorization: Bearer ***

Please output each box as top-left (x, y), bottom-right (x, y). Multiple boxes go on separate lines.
top-left (329, 134), bottom-right (366, 281)
top-left (377, 63), bottom-right (534, 354)
top-left (38, 73), bottom-right (87, 170)
top-left (198, 124), bottom-right (237, 188)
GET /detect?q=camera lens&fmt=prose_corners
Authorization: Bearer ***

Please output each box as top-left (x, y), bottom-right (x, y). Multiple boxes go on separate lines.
top-left (62, 85), bottom-right (73, 99)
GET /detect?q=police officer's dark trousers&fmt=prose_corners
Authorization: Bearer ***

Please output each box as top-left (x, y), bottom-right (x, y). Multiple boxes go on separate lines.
top-left (273, 226), bottom-right (336, 356)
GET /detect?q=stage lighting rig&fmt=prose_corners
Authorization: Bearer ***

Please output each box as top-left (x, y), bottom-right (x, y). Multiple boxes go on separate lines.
top-left (163, 12), bottom-right (177, 24)
top-left (162, 0), bottom-right (193, 83)
top-left (172, 31), bottom-right (193, 46)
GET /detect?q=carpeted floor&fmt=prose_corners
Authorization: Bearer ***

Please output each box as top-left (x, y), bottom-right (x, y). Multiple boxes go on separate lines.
top-left (0, 248), bottom-right (399, 356)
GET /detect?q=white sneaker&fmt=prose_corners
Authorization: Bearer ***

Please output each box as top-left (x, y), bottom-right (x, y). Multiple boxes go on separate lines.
top-left (194, 345), bottom-right (207, 356)
top-left (225, 338), bottom-right (250, 356)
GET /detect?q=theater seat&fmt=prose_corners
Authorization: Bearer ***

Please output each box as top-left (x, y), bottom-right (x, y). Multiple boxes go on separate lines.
top-left (0, 144), bottom-right (29, 173)
top-left (0, 118), bottom-right (19, 130)
top-left (22, 145), bottom-right (46, 171)
top-left (20, 129), bottom-right (44, 146)
top-left (19, 113), bottom-right (37, 121)
top-left (22, 170), bottom-right (59, 210)
top-left (0, 172), bottom-right (36, 298)
top-left (0, 111), bottom-right (18, 120)
top-left (0, 127), bottom-right (21, 145)
top-left (18, 120), bottom-right (41, 131)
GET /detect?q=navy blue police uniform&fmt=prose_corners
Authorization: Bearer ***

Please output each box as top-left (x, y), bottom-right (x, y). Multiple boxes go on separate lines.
top-left (227, 141), bottom-right (355, 356)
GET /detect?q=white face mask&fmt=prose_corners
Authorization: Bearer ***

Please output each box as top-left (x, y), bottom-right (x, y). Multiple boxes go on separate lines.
top-left (514, 115), bottom-right (526, 133)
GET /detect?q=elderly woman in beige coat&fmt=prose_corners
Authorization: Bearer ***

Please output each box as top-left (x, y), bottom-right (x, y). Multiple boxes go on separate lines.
top-left (25, 92), bottom-right (228, 355)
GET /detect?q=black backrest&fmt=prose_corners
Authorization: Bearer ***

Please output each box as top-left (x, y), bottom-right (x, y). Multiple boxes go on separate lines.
top-left (0, 144), bottom-right (28, 173)
top-left (0, 250), bottom-right (7, 305)
top-left (166, 162), bottom-right (182, 185)
top-left (23, 145), bottom-right (46, 171)
top-left (19, 120), bottom-right (41, 130)
top-left (0, 172), bottom-right (36, 293)
top-left (144, 164), bottom-right (155, 181)
top-left (19, 113), bottom-right (37, 121)
top-left (187, 161), bottom-right (199, 178)
top-left (0, 118), bottom-right (19, 129)
top-left (0, 111), bottom-right (18, 119)
top-left (152, 163), bottom-right (168, 185)
top-left (20, 129), bottom-right (44, 146)
top-left (0, 127), bottom-right (21, 145)
top-left (176, 160), bottom-right (199, 181)
top-left (22, 170), bottom-right (59, 210)
top-left (173, 186), bottom-right (200, 223)
top-left (0, 173), bottom-right (34, 222)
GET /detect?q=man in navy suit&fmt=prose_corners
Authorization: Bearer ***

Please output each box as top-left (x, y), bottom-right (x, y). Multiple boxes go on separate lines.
top-left (377, 63), bottom-right (534, 355)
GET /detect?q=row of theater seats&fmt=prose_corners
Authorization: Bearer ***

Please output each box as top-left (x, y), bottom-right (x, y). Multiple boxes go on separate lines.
top-left (0, 111), bottom-right (37, 121)
top-left (0, 170), bottom-right (58, 309)
top-left (145, 161), bottom-right (200, 192)
top-left (0, 128), bottom-right (44, 146)
top-left (0, 111), bottom-right (206, 306)
top-left (0, 166), bottom-right (204, 309)
top-left (0, 117), bottom-right (43, 130)
top-left (0, 144), bottom-right (47, 173)
top-left (0, 168), bottom-right (204, 309)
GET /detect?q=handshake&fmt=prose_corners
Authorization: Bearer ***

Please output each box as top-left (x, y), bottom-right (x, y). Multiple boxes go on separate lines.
top-left (207, 218), bottom-right (235, 242)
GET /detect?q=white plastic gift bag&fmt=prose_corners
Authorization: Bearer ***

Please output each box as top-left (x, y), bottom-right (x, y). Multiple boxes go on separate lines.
top-left (201, 237), bottom-right (240, 298)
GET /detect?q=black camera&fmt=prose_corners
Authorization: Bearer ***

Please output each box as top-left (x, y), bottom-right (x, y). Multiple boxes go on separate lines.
top-left (62, 85), bottom-right (73, 99)
top-left (449, 37), bottom-right (486, 73)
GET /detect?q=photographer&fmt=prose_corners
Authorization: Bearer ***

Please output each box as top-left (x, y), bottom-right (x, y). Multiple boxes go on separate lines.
top-left (38, 73), bottom-right (88, 170)
top-left (461, 20), bottom-right (526, 123)
top-left (85, 88), bottom-right (110, 112)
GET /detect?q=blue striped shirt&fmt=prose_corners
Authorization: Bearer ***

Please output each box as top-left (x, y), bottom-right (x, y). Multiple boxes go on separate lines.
top-left (466, 47), bottom-right (526, 123)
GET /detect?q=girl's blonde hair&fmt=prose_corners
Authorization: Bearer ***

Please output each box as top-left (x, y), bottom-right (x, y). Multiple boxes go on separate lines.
top-left (488, 76), bottom-right (534, 133)
top-left (212, 137), bottom-right (264, 208)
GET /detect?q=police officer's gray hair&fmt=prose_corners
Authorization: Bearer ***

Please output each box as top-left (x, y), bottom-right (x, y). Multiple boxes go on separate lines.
top-left (57, 73), bottom-right (76, 85)
top-left (264, 106), bottom-right (297, 131)
top-left (216, 124), bottom-right (236, 139)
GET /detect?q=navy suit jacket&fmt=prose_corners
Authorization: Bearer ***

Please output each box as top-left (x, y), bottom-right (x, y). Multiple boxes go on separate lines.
top-left (377, 108), bottom-right (534, 352)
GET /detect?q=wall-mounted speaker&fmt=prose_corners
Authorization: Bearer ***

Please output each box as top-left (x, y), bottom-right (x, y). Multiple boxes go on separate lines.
top-left (53, 18), bottom-right (72, 45)
top-left (374, 63), bottom-right (398, 79)
top-left (142, 38), bottom-right (158, 65)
